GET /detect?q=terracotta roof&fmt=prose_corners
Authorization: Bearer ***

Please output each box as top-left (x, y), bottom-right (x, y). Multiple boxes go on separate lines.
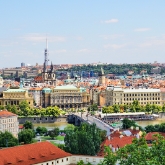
top-left (0, 110), bottom-right (17, 117)
top-left (29, 87), bottom-right (42, 91)
top-left (104, 136), bottom-right (134, 148)
top-left (145, 132), bottom-right (165, 141)
top-left (0, 141), bottom-right (71, 165)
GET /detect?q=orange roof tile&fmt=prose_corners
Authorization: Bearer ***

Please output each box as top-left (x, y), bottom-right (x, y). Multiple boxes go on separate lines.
top-left (0, 110), bottom-right (17, 117)
top-left (0, 141), bottom-right (71, 165)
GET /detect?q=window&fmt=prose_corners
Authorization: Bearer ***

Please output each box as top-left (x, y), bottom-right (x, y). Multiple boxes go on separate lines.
top-left (62, 159), bottom-right (63, 162)
top-left (57, 160), bottom-right (59, 163)
top-left (66, 158), bottom-right (68, 161)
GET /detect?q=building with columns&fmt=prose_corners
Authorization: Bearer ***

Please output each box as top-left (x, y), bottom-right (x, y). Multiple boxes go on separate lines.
top-left (0, 89), bottom-right (34, 107)
top-left (50, 85), bottom-right (90, 109)
top-left (106, 86), bottom-right (163, 106)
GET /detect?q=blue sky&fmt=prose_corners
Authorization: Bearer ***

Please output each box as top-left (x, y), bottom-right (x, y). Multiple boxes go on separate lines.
top-left (0, 1), bottom-right (165, 67)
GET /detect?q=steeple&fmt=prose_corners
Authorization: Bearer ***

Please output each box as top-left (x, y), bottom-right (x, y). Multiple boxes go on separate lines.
top-left (98, 67), bottom-right (105, 76)
top-left (44, 38), bottom-right (49, 68)
top-left (50, 61), bottom-right (54, 72)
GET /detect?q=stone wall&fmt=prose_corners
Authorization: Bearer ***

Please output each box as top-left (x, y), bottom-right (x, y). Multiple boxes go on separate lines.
top-left (18, 116), bottom-right (67, 124)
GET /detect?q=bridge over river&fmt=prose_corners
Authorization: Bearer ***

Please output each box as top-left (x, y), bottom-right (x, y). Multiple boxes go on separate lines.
top-left (67, 113), bottom-right (113, 136)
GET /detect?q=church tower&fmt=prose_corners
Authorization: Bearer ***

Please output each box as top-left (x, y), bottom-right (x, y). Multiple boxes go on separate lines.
top-left (42, 39), bottom-right (56, 86)
top-left (98, 67), bottom-right (105, 86)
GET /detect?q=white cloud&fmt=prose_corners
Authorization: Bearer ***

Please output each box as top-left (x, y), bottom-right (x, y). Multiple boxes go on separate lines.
top-left (22, 33), bottom-right (66, 42)
top-left (104, 44), bottom-right (127, 49)
top-left (134, 28), bottom-right (151, 32)
top-left (103, 19), bottom-right (119, 24)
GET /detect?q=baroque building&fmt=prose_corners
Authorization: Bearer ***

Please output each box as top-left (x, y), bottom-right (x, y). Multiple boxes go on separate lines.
top-left (50, 85), bottom-right (90, 109)
top-left (105, 86), bottom-right (163, 106)
top-left (0, 89), bottom-right (33, 107)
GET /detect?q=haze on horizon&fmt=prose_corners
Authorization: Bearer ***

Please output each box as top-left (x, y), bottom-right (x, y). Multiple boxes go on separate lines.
top-left (0, 1), bottom-right (165, 68)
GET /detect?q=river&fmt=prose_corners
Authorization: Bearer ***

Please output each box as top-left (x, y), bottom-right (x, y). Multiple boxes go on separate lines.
top-left (32, 118), bottom-right (165, 130)
top-left (33, 122), bottom-right (68, 130)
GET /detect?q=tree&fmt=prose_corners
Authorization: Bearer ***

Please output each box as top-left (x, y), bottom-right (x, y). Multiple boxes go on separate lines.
top-left (23, 120), bottom-right (33, 129)
top-left (64, 123), bottom-right (102, 155)
top-left (113, 104), bottom-right (120, 113)
top-left (122, 118), bottom-right (136, 129)
top-left (0, 131), bottom-right (18, 147)
top-left (36, 126), bottom-right (47, 135)
top-left (19, 100), bottom-right (29, 111)
top-left (48, 127), bottom-right (59, 139)
top-left (88, 104), bottom-right (98, 112)
top-left (64, 124), bottom-right (75, 133)
top-left (100, 130), bottom-right (107, 142)
top-left (5, 104), bottom-right (12, 112)
top-left (18, 129), bottom-right (35, 144)
top-left (116, 134), bottom-right (165, 165)
top-left (11, 104), bottom-right (18, 114)
top-left (162, 104), bottom-right (165, 112)
top-left (98, 146), bottom-right (117, 165)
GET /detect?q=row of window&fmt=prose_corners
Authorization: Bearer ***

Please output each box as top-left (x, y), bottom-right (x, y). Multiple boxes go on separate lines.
top-left (124, 97), bottom-right (160, 101)
top-left (124, 93), bottom-right (160, 97)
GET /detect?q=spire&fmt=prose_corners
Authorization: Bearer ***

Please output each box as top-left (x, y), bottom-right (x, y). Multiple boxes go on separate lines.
top-left (101, 67), bottom-right (104, 75)
top-left (50, 61), bottom-right (54, 72)
top-left (98, 67), bottom-right (104, 76)
top-left (46, 38), bottom-right (48, 50)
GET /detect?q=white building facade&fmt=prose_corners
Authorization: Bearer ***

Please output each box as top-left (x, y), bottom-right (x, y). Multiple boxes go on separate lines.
top-left (0, 110), bottom-right (19, 137)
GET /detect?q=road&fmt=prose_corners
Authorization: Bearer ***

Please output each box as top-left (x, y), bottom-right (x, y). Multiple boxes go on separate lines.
top-left (76, 112), bottom-right (113, 136)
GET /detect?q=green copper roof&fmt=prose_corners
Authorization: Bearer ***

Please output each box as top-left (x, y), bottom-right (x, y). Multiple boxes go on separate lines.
top-left (4, 89), bottom-right (26, 92)
top-left (42, 88), bottom-right (52, 91)
top-left (54, 85), bottom-right (78, 90)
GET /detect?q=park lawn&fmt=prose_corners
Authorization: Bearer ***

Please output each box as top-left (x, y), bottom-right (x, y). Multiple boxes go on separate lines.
top-left (56, 135), bottom-right (65, 141)
top-left (50, 141), bottom-right (58, 146)
top-left (40, 135), bottom-right (65, 141)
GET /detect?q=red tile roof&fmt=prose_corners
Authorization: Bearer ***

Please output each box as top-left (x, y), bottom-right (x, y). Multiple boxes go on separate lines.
top-left (0, 110), bottom-right (17, 117)
top-left (145, 132), bottom-right (165, 141)
top-left (0, 141), bottom-right (71, 165)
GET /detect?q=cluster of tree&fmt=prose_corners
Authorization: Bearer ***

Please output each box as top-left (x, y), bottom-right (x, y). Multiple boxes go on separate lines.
top-left (145, 123), bottom-right (165, 133)
top-left (0, 131), bottom-right (18, 147)
top-left (97, 134), bottom-right (165, 165)
top-left (87, 104), bottom-right (98, 112)
top-left (0, 101), bottom-right (64, 117)
top-left (102, 100), bottom-right (165, 114)
top-left (57, 64), bottom-right (157, 75)
top-left (18, 121), bottom-right (35, 144)
top-left (0, 121), bottom-right (35, 147)
top-left (64, 123), bottom-right (106, 155)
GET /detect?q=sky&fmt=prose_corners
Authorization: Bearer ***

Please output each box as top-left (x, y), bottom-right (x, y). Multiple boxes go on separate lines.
top-left (0, 1), bottom-right (165, 68)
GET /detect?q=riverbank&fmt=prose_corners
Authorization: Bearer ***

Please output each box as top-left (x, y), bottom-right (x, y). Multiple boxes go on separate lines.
top-left (18, 116), bottom-right (67, 124)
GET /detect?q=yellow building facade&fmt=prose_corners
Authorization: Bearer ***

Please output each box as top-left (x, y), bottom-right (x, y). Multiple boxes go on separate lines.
top-left (0, 89), bottom-right (34, 107)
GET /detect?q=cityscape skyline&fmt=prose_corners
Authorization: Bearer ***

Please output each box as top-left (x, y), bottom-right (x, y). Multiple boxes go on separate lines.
top-left (0, 1), bottom-right (165, 67)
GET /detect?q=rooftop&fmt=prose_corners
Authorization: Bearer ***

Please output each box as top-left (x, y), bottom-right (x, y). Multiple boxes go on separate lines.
top-left (4, 89), bottom-right (26, 92)
top-left (54, 85), bottom-right (78, 90)
top-left (0, 110), bottom-right (17, 118)
top-left (0, 141), bottom-right (71, 165)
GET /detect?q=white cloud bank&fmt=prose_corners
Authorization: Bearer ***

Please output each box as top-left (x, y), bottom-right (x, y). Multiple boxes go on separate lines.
top-left (103, 19), bottom-right (119, 24)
